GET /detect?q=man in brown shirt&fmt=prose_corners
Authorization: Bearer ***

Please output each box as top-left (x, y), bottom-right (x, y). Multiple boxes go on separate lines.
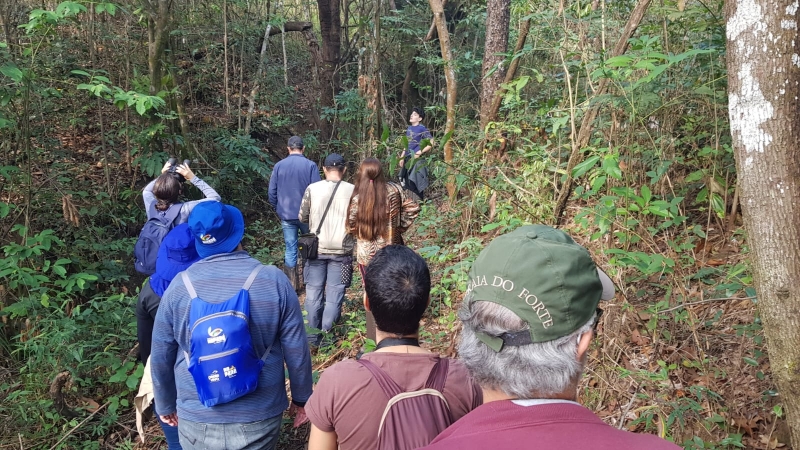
top-left (305, 246), bottom-right (482, 450)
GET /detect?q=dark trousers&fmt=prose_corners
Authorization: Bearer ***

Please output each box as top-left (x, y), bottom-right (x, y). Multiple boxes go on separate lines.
top-left (135, 281), bottom-right (161, 362)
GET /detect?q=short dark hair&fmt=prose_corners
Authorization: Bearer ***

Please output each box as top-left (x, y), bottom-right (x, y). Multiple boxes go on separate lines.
top-left (412, 107), bottom-right (425, 120)
top-left (324, 165), bottom-right (345, 173)
top-left (365, 245), bottom-right (430, 335)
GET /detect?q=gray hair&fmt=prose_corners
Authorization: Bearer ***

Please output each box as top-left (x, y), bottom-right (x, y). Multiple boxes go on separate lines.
top-left (458, 301), bottom-right (595, 399)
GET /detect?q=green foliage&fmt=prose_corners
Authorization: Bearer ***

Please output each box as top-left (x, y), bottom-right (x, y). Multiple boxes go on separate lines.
top-left (214, 133), bottom-right (273, 178)
top-left (0, 227), bottom-right (138, 446)
top-left (73, 70), bottom-right (167, 115)
top-left (322, 88), bottom-right (369, 146)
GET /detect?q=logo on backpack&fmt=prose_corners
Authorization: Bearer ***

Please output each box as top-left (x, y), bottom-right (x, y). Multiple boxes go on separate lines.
top-left (207, 327), bottom-right (226, 344)
top-left (133, 203), bottom-right (182, 275)
top-left (359, 358), bottom-right (453, 450)
top-left (182, 266), bottom-right (271, 407)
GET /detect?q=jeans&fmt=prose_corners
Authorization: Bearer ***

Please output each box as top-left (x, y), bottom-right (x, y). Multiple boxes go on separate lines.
top-left (281, 219), bottom-right (309, 268)
top-left (157, 415), bottom-right (183, 450)
top-left (304, 256), bottom-right (348, 346)
top-left (177, 415), bottom-right (282, 450)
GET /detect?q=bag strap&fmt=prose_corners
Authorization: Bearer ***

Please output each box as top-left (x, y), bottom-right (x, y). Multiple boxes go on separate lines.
top-left (181, 265), bottom-right (263, 299)
top-left (181, 271), bottom-right (198, 299)
top-left (242, 264), bottom-right (272, 361)
top-left (163, 203), bottom-right (182, 225)
top-left (423, 358), bottom-right (449, 392)
top-left (315, 181), bottom-right (342, 235)
top-left (182, 265), bottom-right (272, 362)
top-left (358, 358), bottom-right (404, 398)
top-left (243, 265), bottom-right (265, 290)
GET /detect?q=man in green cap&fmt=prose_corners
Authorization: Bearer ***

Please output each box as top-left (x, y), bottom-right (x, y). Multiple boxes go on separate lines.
top-left (422, 225), bottom-right (680, 450)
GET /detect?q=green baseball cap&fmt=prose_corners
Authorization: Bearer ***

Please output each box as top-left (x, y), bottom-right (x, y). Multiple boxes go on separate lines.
top-left (465, 225), bottom-right (615, 351)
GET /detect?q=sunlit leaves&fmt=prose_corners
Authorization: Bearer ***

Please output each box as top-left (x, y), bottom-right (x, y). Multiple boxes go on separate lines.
top-left (72, 70), bottom-right (166, 116)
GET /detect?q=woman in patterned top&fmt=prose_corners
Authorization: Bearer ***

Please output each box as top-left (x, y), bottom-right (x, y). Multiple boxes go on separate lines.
top-left (347, 157), bottom-right (420, 339)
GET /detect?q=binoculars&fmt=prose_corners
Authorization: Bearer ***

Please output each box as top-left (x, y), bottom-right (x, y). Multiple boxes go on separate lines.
top-left (167, 158), bottom-right (191, 182)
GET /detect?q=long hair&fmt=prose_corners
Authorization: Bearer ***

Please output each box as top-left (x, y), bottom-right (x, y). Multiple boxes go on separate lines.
top-left (152, 173), bottom-right (182, 211)
top-left (348, 157), bottom-right (388, 241)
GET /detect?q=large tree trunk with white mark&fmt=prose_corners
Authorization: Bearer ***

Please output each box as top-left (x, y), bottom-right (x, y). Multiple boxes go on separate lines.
top-left (726, 0), bottom-right (800, 446)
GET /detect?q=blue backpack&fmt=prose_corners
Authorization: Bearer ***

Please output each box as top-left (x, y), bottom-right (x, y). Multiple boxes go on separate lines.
top-left (181, 266), bottom-right (271, 407)
top-left (133, 203), bottom-right (182, 275)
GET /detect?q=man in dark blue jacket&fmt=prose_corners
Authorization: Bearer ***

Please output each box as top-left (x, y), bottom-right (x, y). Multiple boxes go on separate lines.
top-left (268, 136), bottom-right (320, 289)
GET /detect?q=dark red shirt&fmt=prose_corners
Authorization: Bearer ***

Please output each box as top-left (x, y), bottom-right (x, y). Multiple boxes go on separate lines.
top-left (422, 400), bottom-right (682, 450)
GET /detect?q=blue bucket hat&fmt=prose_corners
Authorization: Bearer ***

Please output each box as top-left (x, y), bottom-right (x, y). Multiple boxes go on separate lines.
top-left (149, 223), bottom-right (201, 296)
top-left (188, 202), bottom-right (245, 258)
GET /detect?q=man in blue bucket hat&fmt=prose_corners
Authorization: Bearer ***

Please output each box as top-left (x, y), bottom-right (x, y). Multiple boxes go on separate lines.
top-left (151, 202), bottom-right (313, 450)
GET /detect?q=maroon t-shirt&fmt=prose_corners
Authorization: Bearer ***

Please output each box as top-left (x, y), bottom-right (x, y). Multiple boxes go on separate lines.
top-left (306, 352), bottom-right (482, 450)
top-left (422, 400), bottom-right (682, 450)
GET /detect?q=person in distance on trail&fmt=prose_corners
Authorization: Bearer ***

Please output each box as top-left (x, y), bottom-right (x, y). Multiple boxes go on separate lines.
top-left (398, 106), bottom-right (433, 200)
top-left (150, 202), bottom-right (312, 450)
top-left (143, 159), bottom-right (221, 224)
top-left (298, 153), bottom-right (355, 347)
top-left (305, 245), bottom-right (482, 450)
top-left (346, 157), bottom-right (420, 340)
top-left (422, 225), bottom-right (681, 450)
top-left (268, 135), bottom-right (321, 290)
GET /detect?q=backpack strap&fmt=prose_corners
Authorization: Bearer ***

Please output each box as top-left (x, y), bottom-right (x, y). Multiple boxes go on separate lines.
top-left (180, 271), bottom-right (198, 299)
top-left (163, 203), bottom-right (182, 225)
top-left (241, 265), bottom-right (271, 361)
top-left (358, 358), bottom-right (404, 398)
top-left (182, 265), bottom-right (272, 362)
top-left (423, 358), bottom-right (450, 392)
top-left (242, 265), bottom-right (265, 290)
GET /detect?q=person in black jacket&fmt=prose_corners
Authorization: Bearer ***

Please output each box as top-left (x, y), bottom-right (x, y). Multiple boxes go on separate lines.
top-left (134, 223), bottom-right (201, 450)
top-left (136, 223), bottom-right (201, 362)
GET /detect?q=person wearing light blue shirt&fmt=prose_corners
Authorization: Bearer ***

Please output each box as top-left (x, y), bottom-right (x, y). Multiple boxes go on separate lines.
top-left (151, 202), bottom-right (312, 450)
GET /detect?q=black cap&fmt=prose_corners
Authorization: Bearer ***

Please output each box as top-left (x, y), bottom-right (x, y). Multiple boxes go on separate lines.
top-left (324, 153), bottom-right (345, 167)
top-left (288, 136), bottom-right (304, 149)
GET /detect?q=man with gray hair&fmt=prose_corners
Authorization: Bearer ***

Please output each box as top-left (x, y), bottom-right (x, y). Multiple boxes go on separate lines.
top-left (423, 225), bottom-right (680, 450)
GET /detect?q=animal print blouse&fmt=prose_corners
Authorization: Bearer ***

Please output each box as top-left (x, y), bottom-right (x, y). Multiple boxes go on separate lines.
top-left (347, 182), bottom-right (421, 266)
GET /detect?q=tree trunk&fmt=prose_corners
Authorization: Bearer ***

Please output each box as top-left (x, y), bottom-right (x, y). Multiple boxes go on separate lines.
top-left (373, 0), bottom-right (383, 138)
top-left (402, 19), bottom-right (437, 119)
top-left (245, 23), bottom-right (273, 135)
top-left (267, 21), bottom-right (313, 35)
top-left (428, 0), bottom-right (456, 198)
top-left (282, 21), bottom-right (288, 87)
top-left (479, 0), bottom-right (510, 130)
top-left (553, 0), bottom-right (651, 223)
top-left (486, 16), bottom-right (531, 125)
top-left (317, 0), bottom-right (342, 142)
top-left (0, 2), bottom-right (15, 57)
top-left (223, 0), bottom-right (230, 115)
top-left (168, 44), bottom-right (193, 155)
top-left (302, 28), bottom-right (325, 131)
top-left (143, 0), bottom-right (172, 96)
top-left (726, 0), bottom-right (800, 446)
top-left (237, 0), bottom-right (250, 131)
